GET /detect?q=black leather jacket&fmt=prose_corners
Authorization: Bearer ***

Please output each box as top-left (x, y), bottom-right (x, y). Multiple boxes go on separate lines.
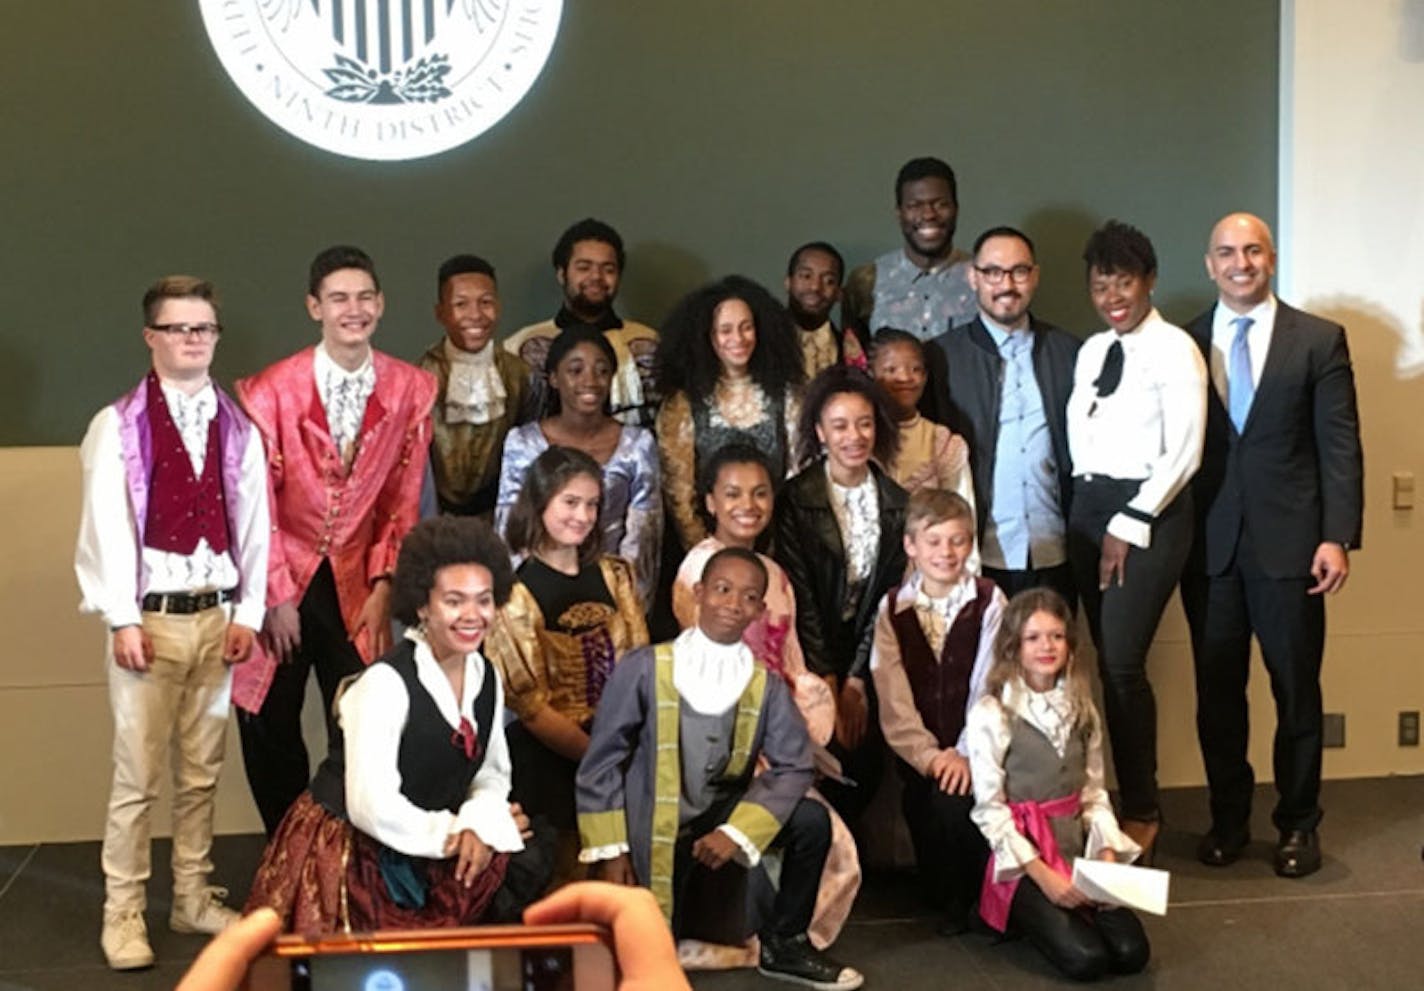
top-left (773, 459), bottom-right (908, 682)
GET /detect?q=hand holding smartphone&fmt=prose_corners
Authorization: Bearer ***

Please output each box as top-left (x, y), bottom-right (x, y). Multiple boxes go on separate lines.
top-left (178, 883), bottom-right (687, 991)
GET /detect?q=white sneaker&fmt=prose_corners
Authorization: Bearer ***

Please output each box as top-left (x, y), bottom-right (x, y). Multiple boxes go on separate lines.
top-left (101, 909), bottom-right (155, 970)
top-left (170, 886), bottom-right (240, 934)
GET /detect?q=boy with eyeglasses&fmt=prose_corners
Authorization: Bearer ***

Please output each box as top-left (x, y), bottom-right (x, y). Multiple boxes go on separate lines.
top-left (76, 275), bottom-right (271, 970)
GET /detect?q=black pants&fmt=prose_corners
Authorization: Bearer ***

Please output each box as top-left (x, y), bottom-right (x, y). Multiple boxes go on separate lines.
top-left (237, 560), bottom-right (366, 835)
top-left (505, 721), bottom-right (578, 831)
top-left (898, 764), bottom-right (988, 916)
top-left (485, 815), bottom-right (559, 923)
top-left (671, 797), bottom-right (830, 943)
top-left (1068, 477), bottom-right (1192, 822)
top-left (818, 721), bottom-right (884, 833)
top-left (1008, 878), bottom-right (1149, 981)
top-left (982, 562), bottom-right (1077, 610)
top-left (1180, 529), bottom-right (1325, 835)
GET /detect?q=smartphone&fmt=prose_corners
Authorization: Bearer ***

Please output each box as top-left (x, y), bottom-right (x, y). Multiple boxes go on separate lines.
top-left (242, 923), bottom-right (615, 991)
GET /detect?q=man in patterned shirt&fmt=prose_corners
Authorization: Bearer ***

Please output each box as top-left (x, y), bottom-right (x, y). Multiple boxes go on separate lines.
top-left (843, 157), bottom-right (977, 342)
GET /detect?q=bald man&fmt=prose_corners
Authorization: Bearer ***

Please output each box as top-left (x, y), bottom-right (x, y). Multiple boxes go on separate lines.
top-left (1180, 213), bottom-right (1363, 878)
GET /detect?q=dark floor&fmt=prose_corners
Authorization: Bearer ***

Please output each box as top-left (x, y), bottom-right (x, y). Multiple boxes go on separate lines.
top-left (1, 777), bottom-right (1421, 989)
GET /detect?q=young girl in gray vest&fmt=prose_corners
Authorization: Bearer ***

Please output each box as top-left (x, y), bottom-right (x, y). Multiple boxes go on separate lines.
top-left (965, 587), bottom-right (1150, 980)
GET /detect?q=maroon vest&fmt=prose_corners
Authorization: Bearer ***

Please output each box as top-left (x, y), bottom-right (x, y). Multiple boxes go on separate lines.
top-left (889, 577), bottom-right (997, 748)
top-left (143, 373), bottom-right (231, 555)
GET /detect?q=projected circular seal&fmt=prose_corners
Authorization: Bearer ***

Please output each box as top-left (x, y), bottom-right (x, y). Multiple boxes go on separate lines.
top-left (199, 0), bottom-right (562, 162)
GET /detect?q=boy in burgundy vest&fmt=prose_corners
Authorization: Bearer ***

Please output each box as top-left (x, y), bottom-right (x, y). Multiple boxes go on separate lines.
top-left (869, 489), bottom-right (1005, 934)
top-left (233, 246), bottom-right (437, 836)
top-left (76, 276), bottom-right (270, 970)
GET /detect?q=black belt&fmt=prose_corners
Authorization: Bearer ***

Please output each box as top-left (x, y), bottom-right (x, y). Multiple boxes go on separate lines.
top-left (141, 589), bottom-right (235, 614)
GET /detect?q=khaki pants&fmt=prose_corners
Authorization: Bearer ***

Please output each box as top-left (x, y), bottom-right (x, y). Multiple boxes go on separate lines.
top-left (102, 605), bottom-right (232, 913)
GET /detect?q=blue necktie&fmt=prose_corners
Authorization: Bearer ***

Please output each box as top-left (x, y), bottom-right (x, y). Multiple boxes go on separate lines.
top-left (1228, 316), bottom-right (1255, 432)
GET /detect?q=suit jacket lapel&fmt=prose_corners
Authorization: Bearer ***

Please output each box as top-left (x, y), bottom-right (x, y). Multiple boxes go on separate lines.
top-left (1240, 299), bottom-right (1295, 436)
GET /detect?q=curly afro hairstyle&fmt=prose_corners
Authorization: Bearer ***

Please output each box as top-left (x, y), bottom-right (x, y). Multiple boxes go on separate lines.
top-left (795, 364), bottom-right (901, 471)
top-left (654, 275), bottom-right (806, 404)
top-left (390, 516), bottom-right (514, 626)
top-left (1082, 220), bottom-right (1157, 280)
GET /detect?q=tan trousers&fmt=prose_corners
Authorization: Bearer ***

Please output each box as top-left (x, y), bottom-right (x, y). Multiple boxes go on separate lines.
top-left (102, 605), bottom-right (232, 913)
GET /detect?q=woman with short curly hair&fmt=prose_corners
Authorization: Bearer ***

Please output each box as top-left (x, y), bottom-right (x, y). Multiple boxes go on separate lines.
top-left (245, 516), bottom-right (549, 933)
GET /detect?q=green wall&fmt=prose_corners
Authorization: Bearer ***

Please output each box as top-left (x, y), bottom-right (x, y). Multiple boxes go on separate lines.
top-left (0, 1), bottom-right (1278, 445)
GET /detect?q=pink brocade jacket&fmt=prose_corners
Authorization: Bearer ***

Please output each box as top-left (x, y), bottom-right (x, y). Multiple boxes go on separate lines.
top-left (231, 346), bottom-right (437, 713)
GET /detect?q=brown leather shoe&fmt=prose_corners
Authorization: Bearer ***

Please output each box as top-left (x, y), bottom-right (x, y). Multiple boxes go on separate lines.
top-left (1121, 818), bottom-right (1161, 866)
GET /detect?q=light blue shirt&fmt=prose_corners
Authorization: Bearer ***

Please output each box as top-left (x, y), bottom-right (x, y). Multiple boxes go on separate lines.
top-left (980, 315), bottom-right (1066, 570)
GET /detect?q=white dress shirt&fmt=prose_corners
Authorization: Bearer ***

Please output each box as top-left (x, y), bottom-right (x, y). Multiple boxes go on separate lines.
top-left (339, 630), bottom-right (525, 860)
top-left (1066, 308), bottom-right (1207, 548)
top-left (75, 380), bottom-right (270, 630)
top-left (966, 681), bottom-right (1140, 882)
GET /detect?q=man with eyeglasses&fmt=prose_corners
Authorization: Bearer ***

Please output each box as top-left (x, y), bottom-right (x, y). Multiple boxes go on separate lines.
top-left (1179, 213), bottom-right (1363, 879)
top-left (926, 226), bottom-right (1079, 603)
top-left (76, 276), bottom-right (271, 970)
top-left (842, 156), bottom-right (977, 342)
top-left (232, 246), bottom-right (438, 837)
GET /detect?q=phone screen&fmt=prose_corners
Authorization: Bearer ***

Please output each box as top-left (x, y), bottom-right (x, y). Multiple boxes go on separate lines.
top-left (295, 946), bottom-right (575, 991)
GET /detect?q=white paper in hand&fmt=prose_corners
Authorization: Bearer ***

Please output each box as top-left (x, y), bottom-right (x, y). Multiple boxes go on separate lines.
top-left (1071, 858), bottom-right (1170, 915)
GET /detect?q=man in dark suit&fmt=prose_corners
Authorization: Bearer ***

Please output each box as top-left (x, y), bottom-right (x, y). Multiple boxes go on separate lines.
top-left (1181, 212), bottom-right (1363, 878)
top-left (927, 226), bottom-right (1080, 603)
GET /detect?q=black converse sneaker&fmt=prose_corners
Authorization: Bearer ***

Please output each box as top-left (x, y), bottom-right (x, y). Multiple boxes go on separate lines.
top-left (758, 932), bottom-right (864, 990)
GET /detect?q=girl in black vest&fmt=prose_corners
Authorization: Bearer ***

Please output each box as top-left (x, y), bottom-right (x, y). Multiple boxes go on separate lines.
top-left (246, 517), bottom-right (549, 933)
top-left (965, 588), bottom-right (1149, 980)
top-left (773, 365), bottom-right (907, 831)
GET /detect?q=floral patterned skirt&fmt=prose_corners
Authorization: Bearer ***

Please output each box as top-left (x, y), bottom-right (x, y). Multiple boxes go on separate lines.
top-left (245, 792), bottom-right (510, 935)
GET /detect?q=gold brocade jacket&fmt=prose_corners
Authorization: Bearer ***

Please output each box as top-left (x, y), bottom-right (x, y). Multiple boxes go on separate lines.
top-left (484, 555), bottom-right (650, 725)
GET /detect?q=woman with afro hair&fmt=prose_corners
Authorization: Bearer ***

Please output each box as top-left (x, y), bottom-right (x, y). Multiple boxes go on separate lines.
top-left (245, 516), bottom-right (551, 933)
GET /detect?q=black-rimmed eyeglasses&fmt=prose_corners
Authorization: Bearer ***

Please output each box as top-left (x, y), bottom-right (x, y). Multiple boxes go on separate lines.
top-left (973, 264), bottom-right (1036, 284)
top-left (149, 322), bottom-right (223, 340)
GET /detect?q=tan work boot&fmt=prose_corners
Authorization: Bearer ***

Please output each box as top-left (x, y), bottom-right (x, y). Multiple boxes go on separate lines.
top-left (170, 886), bottom-right (240, 934)
top-left (102, 909), bottom-right (155, 970)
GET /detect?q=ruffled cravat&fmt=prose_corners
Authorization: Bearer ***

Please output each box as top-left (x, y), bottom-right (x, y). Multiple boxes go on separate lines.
top-left (316, 348), bottom-right (375, 467)
top-left (443, 337), bottom-right (507, 426)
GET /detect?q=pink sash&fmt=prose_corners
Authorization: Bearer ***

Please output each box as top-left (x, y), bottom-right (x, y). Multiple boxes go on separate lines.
top-left (978, 792), bottom-right (1081, 932)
